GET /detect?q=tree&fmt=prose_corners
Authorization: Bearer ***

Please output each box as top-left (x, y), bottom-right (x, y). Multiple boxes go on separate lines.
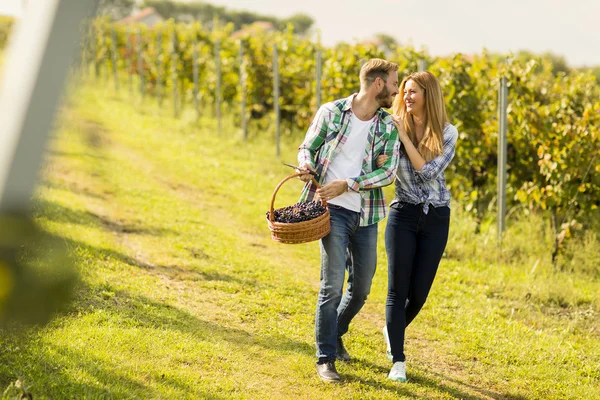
top-left (374, 33), bottom-right (398, 53)
top-left (97, 0), bottom-right (136, 20)
top-left (515, 50), bottom-right (570, 76)
top-left (281, 13), bottom-right (314, 34)
top-left (143, 1), bottom-right (314, 34)
top-left (587, 66), bottom-right (600, 83)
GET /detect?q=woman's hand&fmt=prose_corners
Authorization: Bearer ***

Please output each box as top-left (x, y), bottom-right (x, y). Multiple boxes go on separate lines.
top-left (392, 116), bottom-right (410, 143)
top-left (376, 154), bottom-right (388, 168)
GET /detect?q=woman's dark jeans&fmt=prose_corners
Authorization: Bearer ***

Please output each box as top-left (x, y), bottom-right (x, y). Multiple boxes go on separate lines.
top-left (385, 202), bottom-right (450, 363)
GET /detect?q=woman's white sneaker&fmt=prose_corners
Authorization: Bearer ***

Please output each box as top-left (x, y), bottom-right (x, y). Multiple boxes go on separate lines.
top-left (388, 361), bottom-right (407, 382)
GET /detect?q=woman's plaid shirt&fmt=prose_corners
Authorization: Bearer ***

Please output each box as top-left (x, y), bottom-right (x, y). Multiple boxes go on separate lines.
top-left (297, 94), bottom-right (400, 226)
top-left (390, 123), bottom-right (458, 214)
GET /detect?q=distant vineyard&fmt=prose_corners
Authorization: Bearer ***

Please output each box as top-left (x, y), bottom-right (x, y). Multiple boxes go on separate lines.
top-left (84, 18), bottom-right (600, 253)
top-left (2, 16), bottom-right (599, 255)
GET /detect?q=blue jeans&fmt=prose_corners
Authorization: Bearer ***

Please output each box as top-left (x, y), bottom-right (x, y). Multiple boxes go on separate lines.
top-left (315, 205), bottom-right (378, 361)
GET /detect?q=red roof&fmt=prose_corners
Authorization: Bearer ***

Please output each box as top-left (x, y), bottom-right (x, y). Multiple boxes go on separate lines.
top-left (231, 21), bottom-right (276, 39)
top-left (118, 7), bottom-right (161, 24)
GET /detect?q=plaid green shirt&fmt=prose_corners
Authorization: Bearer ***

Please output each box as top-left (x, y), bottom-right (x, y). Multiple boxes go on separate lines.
top-left (297, 94), bottom-right (400, 226)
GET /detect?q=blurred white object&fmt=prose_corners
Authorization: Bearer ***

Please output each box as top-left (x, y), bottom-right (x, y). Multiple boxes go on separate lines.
top-left (0, 0), bottom-right (97, 213)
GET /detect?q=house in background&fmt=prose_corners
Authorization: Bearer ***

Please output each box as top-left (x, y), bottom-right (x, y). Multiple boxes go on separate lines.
top-left (231, 21), bottom-right (276, 39)
top-left (118, 7), bottom-right (164, 27)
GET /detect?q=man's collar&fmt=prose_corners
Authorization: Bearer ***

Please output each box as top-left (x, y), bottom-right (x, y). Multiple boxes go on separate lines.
top-left (341, 93), bottom-right (357, 112)
top-left (343, 93), bottom-right (386, 118)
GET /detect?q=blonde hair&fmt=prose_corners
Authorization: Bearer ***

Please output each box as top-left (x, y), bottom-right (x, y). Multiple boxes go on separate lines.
top-left (360, 58), bottom-right (399, 89)
top-left (392, 71), bottom-right (448, 162)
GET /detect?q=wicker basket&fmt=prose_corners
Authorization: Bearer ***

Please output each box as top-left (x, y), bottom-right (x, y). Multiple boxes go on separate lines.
top-left (267, 173), bottom-right (330, 244)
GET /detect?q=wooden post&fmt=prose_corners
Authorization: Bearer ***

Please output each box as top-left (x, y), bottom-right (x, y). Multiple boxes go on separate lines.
top-left (497, 76), bottom-right (508, 246)
top-left (156, 29), bottom-right (162, 106)
top-left (215, 38), bottom-right (222, 131)
top-left (110, 26), bottom-right (119, 91)
top-left (136, 28), bottom-right (144, 99)
top-left (81, 22), bottom-right (90, 76)
top-left (126, 26), bottom-right (132, 94)
top-left (103, 25), bottom-right (110, 82)
top-left (239, 40), bottom-right (247, 141)
top-left (315, 49), bottom-right (322, 110)
top-left (273, 44), bottom-right (280, 157)
top-left (171, 28), bottom-right (178, 117)
top-left (91, 24), bottom-right (98, 78)
top-left (193, 34), bottom-right (199, 120)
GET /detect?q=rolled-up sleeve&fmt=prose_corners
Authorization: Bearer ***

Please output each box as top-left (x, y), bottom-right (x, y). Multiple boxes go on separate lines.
top-left (347, 125), bottom-right (400, 191)
top-left (414, 125), bottom-right (458, 183)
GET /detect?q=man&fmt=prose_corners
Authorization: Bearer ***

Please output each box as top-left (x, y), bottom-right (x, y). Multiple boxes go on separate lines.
top-left (296, 58), bottom-right (400, 382)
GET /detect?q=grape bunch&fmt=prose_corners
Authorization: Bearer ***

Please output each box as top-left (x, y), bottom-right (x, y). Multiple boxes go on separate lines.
top-left (267, 202), bottom-right (327, 223)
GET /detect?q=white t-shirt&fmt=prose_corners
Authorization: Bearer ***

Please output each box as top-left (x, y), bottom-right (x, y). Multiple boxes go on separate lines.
top-left (323, 113), bottom-right (374, 212)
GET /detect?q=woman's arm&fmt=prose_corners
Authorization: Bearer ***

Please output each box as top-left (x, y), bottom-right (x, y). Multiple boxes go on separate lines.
top-left (384, 120), bottom-right (458, 183)
top-left (392, 117), bottom-right (426, 171)
top-left (400, 135), bottom-right (426, 171)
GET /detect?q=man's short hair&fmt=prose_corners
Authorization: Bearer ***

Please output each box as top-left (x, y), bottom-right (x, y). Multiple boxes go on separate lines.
top-left (360, 58), bottom-right (399, 88)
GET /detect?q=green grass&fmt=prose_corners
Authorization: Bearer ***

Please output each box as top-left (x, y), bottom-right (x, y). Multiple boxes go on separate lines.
top-left (0, 80), bottom-right (599, 399)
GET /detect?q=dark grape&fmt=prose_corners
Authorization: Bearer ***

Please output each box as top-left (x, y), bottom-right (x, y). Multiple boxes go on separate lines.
top-left (266, 202), bottom-right (326, 223)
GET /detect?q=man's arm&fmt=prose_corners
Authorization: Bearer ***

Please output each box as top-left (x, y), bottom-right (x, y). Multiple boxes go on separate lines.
top-left (298, 105), bottom-right (330, 172)
top-left (346, 125), bottom-right (400, 192)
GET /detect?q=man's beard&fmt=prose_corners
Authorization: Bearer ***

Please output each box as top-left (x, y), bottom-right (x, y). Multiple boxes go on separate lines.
top-left (376, 86), bottom-right (393, 108)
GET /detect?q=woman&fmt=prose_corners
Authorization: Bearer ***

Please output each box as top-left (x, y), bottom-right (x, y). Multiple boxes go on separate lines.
top-left (378, 71), bottom-right (458, 382)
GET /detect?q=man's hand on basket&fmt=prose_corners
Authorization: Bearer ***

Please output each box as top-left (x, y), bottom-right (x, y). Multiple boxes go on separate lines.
top-left (296, 164), bottom-right (315, 183)
top-left (317, 180), bottom-right (348, 202)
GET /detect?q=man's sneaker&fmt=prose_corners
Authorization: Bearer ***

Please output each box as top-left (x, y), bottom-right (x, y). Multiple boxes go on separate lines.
top-left (316, 360), bottom-right (341, 382)
top-left (336, 337), bottom-right (351, 362)
top-left (382, 326), bottom-right (392, 361)
top-left (388, 361), bottom-right (407, 382)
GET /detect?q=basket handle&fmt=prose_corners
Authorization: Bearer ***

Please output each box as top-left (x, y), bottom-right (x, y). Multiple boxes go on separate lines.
top-left (269, 172), bottom-right (326, 223)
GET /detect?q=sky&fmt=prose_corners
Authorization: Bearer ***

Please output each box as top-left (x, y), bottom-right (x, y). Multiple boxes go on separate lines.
top-left (188, 0), bottom-right (600, 67)
top-left (1, 0), bottom-right (598, 66)
top-left (0, 0), bottom-right (22, 18)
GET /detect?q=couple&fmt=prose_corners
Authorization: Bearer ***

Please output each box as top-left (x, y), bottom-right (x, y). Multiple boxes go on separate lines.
top-left (296, 58), bottom-right (458, 383)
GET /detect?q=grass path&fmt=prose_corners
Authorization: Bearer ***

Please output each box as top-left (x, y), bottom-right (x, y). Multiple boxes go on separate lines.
top-left (0, 81), bottom-right (598, 399)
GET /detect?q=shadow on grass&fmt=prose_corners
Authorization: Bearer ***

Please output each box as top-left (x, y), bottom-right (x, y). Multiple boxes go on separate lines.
top-left (409, 373), bottom-right (527, 400)
top-left (350, 357), bottom-right (528, 400)
top-left (0, 278), bottom-right (312, 398)
top-left (39, 178), bottom-right (109, 201)
top-left (0, 341), bottom-right (228, 400)
top-left (33, 198), bottom-right (180, 237)
top-left (64, 236), bottom-right (259, 288)
top-left (1, 218), bottom-right (312, 395)
top-left (341, 370), bottom-right (421, 398)
top-left (0, 192), bottom-right (313, 397)
top-left (77, 283), bottom-right (313, 356)
top-left (48, 149), bottom-right (107, 160)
